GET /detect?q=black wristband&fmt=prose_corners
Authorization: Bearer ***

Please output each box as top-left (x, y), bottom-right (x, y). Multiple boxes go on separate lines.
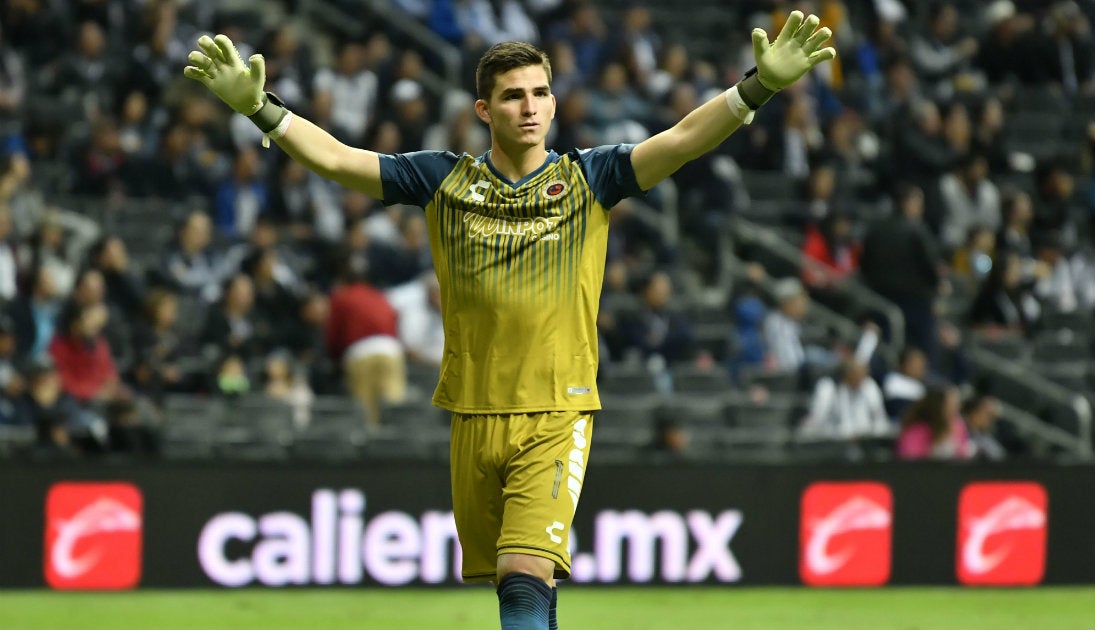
top-left (247, 92), bottom-right (289, 133)
top-left (736, 66), bottom-right (777, 111)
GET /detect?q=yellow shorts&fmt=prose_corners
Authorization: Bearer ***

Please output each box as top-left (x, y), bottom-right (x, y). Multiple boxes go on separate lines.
top-left (450, 410), bottom-right (594, 583)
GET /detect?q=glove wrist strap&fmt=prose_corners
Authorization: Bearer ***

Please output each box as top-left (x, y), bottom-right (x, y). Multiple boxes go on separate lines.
top-left (248, 92), bottom-right (289, 134)
top-left (736, 67), bottom-right (777, 111)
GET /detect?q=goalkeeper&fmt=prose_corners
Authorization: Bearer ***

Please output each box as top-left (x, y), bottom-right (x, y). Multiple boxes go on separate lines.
top-left (186, 11), bottom-right (833, 630)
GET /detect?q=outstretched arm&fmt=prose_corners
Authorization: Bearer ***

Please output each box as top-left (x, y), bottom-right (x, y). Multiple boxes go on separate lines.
top-left (631, 11), bottom-right (836, 191)
top-left (184, 34), bottom-right (384, 199)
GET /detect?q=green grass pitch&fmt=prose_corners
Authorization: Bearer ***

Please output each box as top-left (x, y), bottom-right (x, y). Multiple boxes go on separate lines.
top-left (1, 587), bottom-right (1090, 629)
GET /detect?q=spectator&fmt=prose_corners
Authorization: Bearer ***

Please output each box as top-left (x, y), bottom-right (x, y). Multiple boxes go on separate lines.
top-left (311, 40), bottom-right (379, 146)
top-left (8, 264), bottom-right (63, 362)
top-left (619, 271), bottom-right (695, 370)
top-left (909, 2), bottom-right (980, 99)
top-left (896, 385), bottom-right (971, 460)
top-left (1032, 230), bottom-right (1081, 313)
top-left (88, 235), bottom-right (145, 322)
top-left (200, 273), bottom-right (264, 362)
top-left (241, 245), bottom-right (301, 348)
top-left (423, 90), bottom-right (489, 157)
top-left (160, 210), bottom-right (232, 303)
top-left (939, 152), bottom-right (1001, 252)
top-left (1034, 157), bottom-right (1086, 251)
top-left (801, 208), bottom-right (860, 309)
top-left (0, 27), bottom-right (27, 120)
top-left (882, 346), bottom-right (928, 420)
top-left (861, 185), bottom-right (943, 362)
top-left (326, 260), bottom-right (405, 426)
top-left (386, 271), bottom-right (445, 368)
top-left (262, 349), bottom-right (313, 430)
top-left (18, 356), bottom-right (96, 456)
top-left (130, 288), bottom-right (193, 402)
top-left (213, 147), bottom-right (270, 240)
top-left (967, 252), bottom-right (1041, 335)
top-left (950, 224), bottom-right (996, 290)
top-left (0, 204), bottom-right (19, 303)
top-left (385, 79), bottom-right (430, 153)
top-left (997, 188), bottom-right (1036, 260)
top-left (963, 392), bottom-right (1006, 461)
top-left (800, 358), bottom-right (890, 443)
top-left (20, 210), bottom-right (100, 299)
top-left (57, 267), bottom-right (131, 369)
top-left (646, 417), bottom-right (689, 461)
top-left (48, 302), bottom-right (122, 403)
top-left (116, 89), bottom-right (161, 159)
top-left (763, 277), bottom-right (837, 374)
top-left (0, 315), bottom-right (24, 409)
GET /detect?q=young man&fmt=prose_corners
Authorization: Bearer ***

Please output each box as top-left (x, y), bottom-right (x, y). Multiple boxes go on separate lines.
top-left (185, 12), bottom-right (833, 629)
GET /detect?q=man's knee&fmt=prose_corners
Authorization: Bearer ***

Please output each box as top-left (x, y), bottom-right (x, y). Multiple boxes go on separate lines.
top-left (497, 553), bottom-right (555, 585)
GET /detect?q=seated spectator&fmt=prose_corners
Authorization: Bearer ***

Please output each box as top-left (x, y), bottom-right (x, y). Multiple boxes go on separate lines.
top-left (963, 392), bottom-right (1006, 461)
top-left (48, 303), bottom-right (126, 405)
top-left (160, 210), bottom-right (233, 303)
top-left (200, 274), bottom-right (265, 363)
top-left (17, 356), bottom-right (98, 456)
top-left (967, 252), bottom-right (1041, 336)
top-left (801, 209), bottom-right (860, 310)
top-left (262, 349), bottom-right (314, 430)
top-left (8, 264), bottom-right (63, 362)
top-left (939, 152), bottom-right (1001, 253)
top-left (0, 315), bottom-right (24, 418)
top-left (215, 353), bottom-right (250, 397)
top-left (896, 386), bottom-right (971, 460)
top-left (763, 277), bottom-right (837, 374)
top-left (130, 289), bottom-right (194, 402)
top-left (386, 272), bottom-right (445, 368)
top-left (1032, 231), bottom-right (1080, 314)
top-left (882, 346), bottom-right (928, 420)
top-left (800, 358), bottom-right (889, 441)
top-left (88, 236), bottom-right (145, 325)
top-left (619, 271), bottom-right (695, 372)
top-left (645, 418), bottom-right (690, 461)
top-left (950, 224), bottom-right (996, 290)
top-left (213, 147), bottom-right (270, 240)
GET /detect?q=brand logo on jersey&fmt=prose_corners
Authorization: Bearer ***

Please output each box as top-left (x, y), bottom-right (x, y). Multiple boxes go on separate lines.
top-left (957, 482), bottom-right (1046, 585)
top-left (467, 179), bottom-right (491, 203)
top-left (799, 482), bottom-right (892, 586)
top-left (541, 180), bottom-right (568, 199)
top-left (45, 482), bottom-right (143, 590)
top-left (463, 212), bottom-right (562, 240)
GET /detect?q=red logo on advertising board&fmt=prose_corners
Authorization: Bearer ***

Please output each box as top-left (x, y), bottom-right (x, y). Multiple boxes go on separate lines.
top-left (957, 482), bottom-right (1046, 586)
top-left (800, 482), bottom-right (892, 586)
top-left (44, 482), bottom-right (143, 589)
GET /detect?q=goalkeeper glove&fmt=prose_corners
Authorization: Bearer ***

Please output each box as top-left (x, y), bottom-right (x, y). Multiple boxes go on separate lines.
top-left (184, 34), bottom-right (289, 144)
top-left (737, 11), bottom-right (837, 110)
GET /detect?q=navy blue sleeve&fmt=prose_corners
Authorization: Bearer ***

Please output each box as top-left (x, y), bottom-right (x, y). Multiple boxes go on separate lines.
top-left (378, 151), bottom-right (461, 207)
top-left (574, 144), bottom-right (645, 208)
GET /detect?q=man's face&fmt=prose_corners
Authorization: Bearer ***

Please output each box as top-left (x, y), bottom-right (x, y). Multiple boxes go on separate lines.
top-left (476, 65), bottom-right (555, 151)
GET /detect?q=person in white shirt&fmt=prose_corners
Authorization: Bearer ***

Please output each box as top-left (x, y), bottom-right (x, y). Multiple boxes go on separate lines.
top-left (802, 358), bottom-right (890, 440)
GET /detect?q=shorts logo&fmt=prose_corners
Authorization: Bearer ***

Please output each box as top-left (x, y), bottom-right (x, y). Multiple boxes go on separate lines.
top-left (799, 482), bottom-right (892, 586)
top-left (45, 482), bottom-right (143, 590)
top-left (567, 418), bottom-right (589, 512)
top-left (541, 180), bottom-right (568, 199)
top-left (957, 482), bottom-right (1047, 585)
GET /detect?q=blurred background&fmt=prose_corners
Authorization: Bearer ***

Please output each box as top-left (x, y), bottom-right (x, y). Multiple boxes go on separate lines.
top-left (0, 0), bottom-right (1094, 471)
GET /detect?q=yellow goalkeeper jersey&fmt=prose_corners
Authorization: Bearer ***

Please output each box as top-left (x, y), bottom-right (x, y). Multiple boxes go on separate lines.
top-left (379, 145), bottom-right (644, 413)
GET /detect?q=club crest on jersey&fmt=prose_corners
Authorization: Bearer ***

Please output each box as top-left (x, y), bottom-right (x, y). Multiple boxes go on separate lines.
top-left (541, 180), bottom-right (568, 199)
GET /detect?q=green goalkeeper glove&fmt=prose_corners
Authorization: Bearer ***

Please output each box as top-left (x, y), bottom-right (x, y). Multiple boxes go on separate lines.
top-left (737, 10), bottom-right (837, 110)
top-left (184, 34), bottom-right (265, 114)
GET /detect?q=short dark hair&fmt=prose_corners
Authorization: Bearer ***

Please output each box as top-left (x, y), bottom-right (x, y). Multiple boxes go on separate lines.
top-left (475, 42), bottom-right (552, 100)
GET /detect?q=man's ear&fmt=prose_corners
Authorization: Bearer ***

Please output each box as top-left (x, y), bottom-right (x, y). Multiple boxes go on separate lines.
top-left (475, 99), bottom-right (491, 124)
top-left (550, 93), bottom-right (556, 120)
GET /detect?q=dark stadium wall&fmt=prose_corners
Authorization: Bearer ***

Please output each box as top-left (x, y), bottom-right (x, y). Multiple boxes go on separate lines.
top-left (1, 462), bottom-right (1092, 588)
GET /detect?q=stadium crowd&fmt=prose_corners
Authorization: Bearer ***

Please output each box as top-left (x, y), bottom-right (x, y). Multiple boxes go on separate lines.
top-left (0, 0), bottom-right (1093, 462)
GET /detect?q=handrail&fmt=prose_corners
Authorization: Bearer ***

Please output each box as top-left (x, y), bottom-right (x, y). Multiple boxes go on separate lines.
top-left (305, 0), bottom-right (462, 89)
top-left (726, 216), bottom-right (906, 355)
top-left (996, 399), bottom-right (1091, 458)
top-left (968, 346), bottom-right (1093, 459)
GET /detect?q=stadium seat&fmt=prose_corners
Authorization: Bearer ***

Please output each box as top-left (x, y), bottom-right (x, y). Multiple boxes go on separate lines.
top-left (216, 395), bottom-right (295, 462)
top-left (161, 395), bottom-right (224, 460)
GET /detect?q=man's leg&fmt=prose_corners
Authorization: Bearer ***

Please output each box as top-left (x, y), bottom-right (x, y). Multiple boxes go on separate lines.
top-left (494, 411), bottom-right (594, 630)
top-left (496, 554), bottom-right (554, 630)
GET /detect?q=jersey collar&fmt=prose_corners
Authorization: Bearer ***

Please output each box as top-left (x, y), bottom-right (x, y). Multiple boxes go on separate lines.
top-left (482, 150), bottom-right (560, 188)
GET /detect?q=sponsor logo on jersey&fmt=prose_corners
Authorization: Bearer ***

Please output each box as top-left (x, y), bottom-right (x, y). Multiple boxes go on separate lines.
top-left (799, 482), bottom-right (892, 586)
top-left (462, 212), bottom-right (562, 240)
top-left (541, 180), bottom-right (568, 199)
top-left (957, 482), bottom-right (1046, 585)
top-left (44, 482), bottom-right (143, 590)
